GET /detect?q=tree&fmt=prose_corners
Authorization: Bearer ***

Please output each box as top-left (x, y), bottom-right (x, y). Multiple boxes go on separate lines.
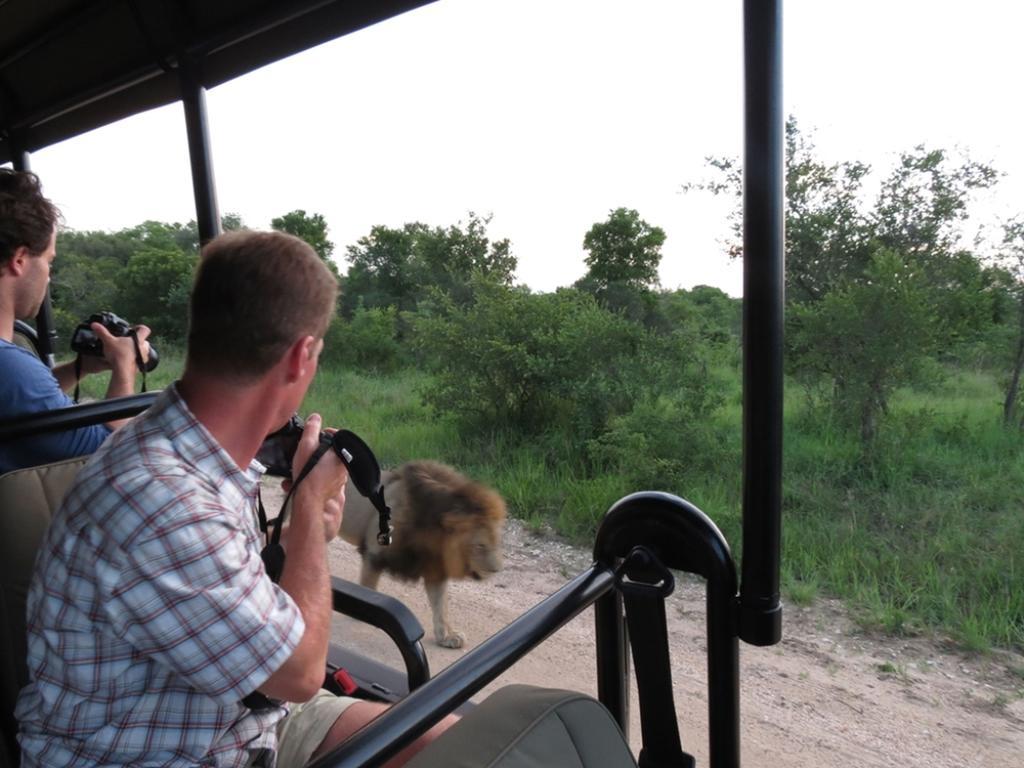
top-left (49, 246), bottom-right (123, 341)
top-left (687, 119), bottom-right (999, 311)
top-left (783, 121), bottom-right (873, 303)
top-left (418, 213), bottom-right (517, 288)
top-left (343, 224), bottom-right (426, 316)
top-left (873, 146), bottom-right (998, 261)
top-left (321, 305), bottom-right (402, 373)
top-left (997, 217), bottom-right (1024, 426)
top-left (788, 249), bottom-right (935, 446)
top-left (688, 118), bottom-right (1010, 433)
top-left (342, 213), bottom-right (517, 316)
top-left (116, 247), bottom-right (198, 341)
top-left (52, 222), bottom-right (200, 342)
top-left (871, 146), bottom-right (1000, 352)
top-left (580, 207), bottom-right (665, 293)
top-left (271, 209), bottom-right (339, 277)
top-left (685, 117), bottom-right (873, 303)
top-left (123, 220), bottom-right (199, 255)
top-left (653, 286), bottom-right (741, 344)
top-left (412, 281), bottom-right (646, 437)
top-left (221, 212), bottom-right (245, 232)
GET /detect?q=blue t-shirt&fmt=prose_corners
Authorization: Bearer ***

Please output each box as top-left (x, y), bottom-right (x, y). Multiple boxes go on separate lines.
top-left (0, 340), bottom-right (111, 474)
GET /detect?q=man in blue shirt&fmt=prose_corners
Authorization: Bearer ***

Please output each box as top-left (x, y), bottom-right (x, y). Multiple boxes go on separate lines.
top-left (0, 169), bottom-right (150, 474)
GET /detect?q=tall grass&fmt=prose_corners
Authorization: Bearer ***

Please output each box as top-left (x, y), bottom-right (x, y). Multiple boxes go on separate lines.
top-left (64, 344), bottom-right (186, 400)
top-left (305, 364), bottom-right (1023, 651)
top-left (782, 369), bottom-right (1024, 649)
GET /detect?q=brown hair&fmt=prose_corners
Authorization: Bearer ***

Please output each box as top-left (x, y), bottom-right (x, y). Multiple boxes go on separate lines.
top-left (187, 230), bottom-right (338, 380)
top-left (0, 169), bottom-right (61, 263)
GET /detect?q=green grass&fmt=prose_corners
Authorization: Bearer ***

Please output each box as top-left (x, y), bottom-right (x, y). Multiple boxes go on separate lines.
top-left (301, 362), bottom-right (1023, 652)
top-left (781, 369), bottom-right (1024, 651)
top-left (61, 345), bottom-right (185, 400)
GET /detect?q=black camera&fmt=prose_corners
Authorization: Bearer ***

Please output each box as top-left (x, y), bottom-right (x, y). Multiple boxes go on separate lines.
top-left (257, 414), bottom-right (391, 544)
top-left (70, 311), bottom-right (159, 372)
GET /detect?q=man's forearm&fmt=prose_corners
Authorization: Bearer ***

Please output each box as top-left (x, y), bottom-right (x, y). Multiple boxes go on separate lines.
top-left (260, 490), bottom-right (332, 700)
top-left (101, 363), bottom-right (137, 429)
top-left (279, 503), bottom-right (332, 652)
top-left (53, 359), bottom-right (137, 429)
top-left (52, 361), bottom-right (80, 393)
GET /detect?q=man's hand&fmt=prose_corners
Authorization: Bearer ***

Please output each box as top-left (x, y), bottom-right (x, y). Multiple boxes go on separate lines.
top-left (92, 322), bottom-right (151, 376)
top-left (291, 413), bottom-right (346, 542)
top-left (52, 322), bottom-right (152, 425)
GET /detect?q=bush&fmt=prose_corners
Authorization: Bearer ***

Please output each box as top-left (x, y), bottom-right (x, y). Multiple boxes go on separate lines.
top-left (322, 305), bottom-right (402, 373)
top-left (587, 388), bottom-right (728, 490)
top-left (116, 247), bottom-right (197, 341)
top-left (412, 282), bottom-right (649, 438)
top-left (787, 248), bottom-right (937, 445)
top-left (411, 279), bottom-right (727, 475)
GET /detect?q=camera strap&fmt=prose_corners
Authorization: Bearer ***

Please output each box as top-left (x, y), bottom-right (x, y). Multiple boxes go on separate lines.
top-left (128, 329), bottom-right (148, 393)
top-left (243, 444), bottom-right (332, 712)
top-left (260, 441), bottom-right (333, 583)
top-left (72, 355), bottom-right (83, 404)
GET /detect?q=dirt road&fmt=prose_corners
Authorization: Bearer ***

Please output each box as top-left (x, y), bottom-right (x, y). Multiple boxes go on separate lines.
top-left (321, 515), bottom-right (1023, 767)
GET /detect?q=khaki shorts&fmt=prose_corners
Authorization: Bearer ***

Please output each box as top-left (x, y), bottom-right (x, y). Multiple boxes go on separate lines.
top-left (275, 689), bottom-right (360, 767)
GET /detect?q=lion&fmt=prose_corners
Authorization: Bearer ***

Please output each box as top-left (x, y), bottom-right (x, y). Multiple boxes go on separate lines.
top-left (339, 460), bottom-right (507, 648)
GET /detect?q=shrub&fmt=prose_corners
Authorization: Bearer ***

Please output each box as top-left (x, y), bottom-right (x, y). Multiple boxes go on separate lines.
top-left (412, 281), bottom-right (651, 439)
top-left (322, 305), bottom-right (402, 373)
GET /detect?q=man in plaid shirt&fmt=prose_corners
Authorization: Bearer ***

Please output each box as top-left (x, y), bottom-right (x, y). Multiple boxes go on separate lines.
top-left (16, 231), bottom-right (453, 766)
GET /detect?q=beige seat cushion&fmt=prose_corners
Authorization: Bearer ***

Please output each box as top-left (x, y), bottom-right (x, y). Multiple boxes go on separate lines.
top-left (11, 331), bottom-right (39, 358)
top-left (0, 457), bottom-right (87, 767)
top-left (406, 684), bottom-right (637, 768)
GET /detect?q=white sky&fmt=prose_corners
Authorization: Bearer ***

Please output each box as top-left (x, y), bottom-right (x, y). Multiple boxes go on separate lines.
top-left (27, 0), bottom-right (1024, 297)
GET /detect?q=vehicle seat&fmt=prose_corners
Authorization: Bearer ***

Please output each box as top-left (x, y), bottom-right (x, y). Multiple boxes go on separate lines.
top-left (10, 321), bottom-right (43, 363)
top-left (0, 456), bottom-right (88, 768)
top-left (406, 684), bottom-right (636, 768)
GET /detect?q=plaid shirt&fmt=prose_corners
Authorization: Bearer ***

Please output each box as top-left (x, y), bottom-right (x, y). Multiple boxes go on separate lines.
top-left (16, 384), bottom-right (304, 767)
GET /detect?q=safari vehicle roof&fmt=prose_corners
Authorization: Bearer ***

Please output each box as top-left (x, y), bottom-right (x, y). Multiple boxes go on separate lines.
top-left (0, 0), bottom-right (436, 164)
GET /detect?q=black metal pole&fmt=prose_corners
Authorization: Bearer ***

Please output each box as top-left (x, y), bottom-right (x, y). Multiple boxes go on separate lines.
top-left (11, 146), bottom-right (58, 368)
top-left (10, 147), bottom-right (31, 173)
top-left (309, 567), bottom-right (617, 768)
top-left (707, 576), bottom-right (740, 766)
top-left (595, 589), bottom-right (629, 733)
top-left (178, 60), bottom-right (222, 246)
top-left (738, 0), bottom-right (784, 647)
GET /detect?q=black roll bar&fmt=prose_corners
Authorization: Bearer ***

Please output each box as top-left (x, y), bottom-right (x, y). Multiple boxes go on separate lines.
top-left (10, 146), bottom-right (59, 369)
top-left (595, 492), bottom-right (740, 768)
top-left (8, 146), bottom-right (30, 176)
top-left (311, 490), bottom-right (742, 768)
top-left (179, 59), bottom-right (223, 246)
top-left (738, 0), bottom-right (784, 647)
top-left (0, 392), bottom-right (160, 443)
top-left (308, 566), bottom-right (618, 768)
top-left (329, 576), bottom-right (431, 691)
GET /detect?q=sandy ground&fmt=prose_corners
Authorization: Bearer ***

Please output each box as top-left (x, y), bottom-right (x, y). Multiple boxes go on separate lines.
top-left (259, 463), bottom-right (1023, 766)
top-left (313, 512), bottom-right (1024, 768)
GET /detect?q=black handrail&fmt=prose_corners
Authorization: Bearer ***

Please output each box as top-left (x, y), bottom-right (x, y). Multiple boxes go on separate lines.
top-left (0, 392), bottom-right (160, 442)
top-left (308, 566), bottom-right (617, 768)
top-left (329, 576), bottom-right (430, 691)
top-left (311, 491), bottom-right (742, 768)
top-left (595, 492), bottom-right (740, 768)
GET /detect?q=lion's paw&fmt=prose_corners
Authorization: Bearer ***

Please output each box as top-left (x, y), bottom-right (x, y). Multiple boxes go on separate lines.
top-left (437, 630), bottom-right (466, 649)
